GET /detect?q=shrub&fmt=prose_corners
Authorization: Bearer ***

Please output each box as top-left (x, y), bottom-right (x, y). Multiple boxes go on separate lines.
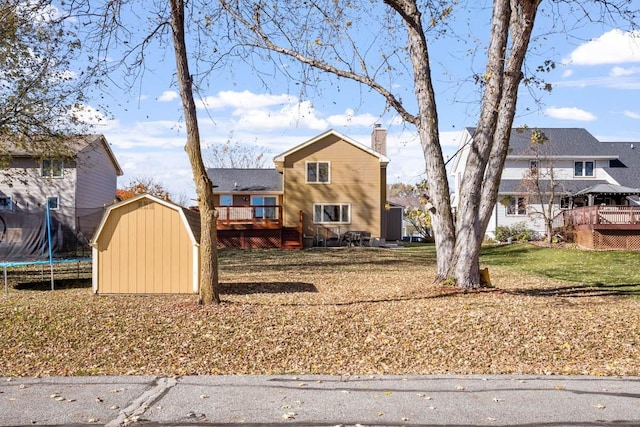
top-left (494, 222), bottom-right (533, 242)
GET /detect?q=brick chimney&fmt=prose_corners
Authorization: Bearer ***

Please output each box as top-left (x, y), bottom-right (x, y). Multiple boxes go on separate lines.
top-left (371, 124), bottom-right (387, 156)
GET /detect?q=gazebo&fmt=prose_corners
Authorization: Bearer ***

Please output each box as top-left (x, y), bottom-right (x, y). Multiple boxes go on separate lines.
top-left (573, 183), bottom-right (640, 206)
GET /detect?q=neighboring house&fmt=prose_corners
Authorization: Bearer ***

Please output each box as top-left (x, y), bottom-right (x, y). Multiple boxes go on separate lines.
top-left (0, 135), bottom-right (123, 254)
top-left (450, 127), bottom-right (640, 240)
top-left (208, 127), bottom-right (391, 248)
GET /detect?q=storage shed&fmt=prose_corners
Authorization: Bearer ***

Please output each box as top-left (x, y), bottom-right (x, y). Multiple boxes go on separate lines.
top-left (90, 194), bottom-right (200, 294)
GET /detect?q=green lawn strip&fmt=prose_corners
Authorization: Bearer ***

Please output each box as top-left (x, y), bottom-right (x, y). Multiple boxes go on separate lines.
top-left (480, 243), bottom-right (640, 296)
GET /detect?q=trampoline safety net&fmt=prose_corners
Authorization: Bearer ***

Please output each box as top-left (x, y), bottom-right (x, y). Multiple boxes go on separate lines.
top-left (0, 207), bottom-right (101, 262)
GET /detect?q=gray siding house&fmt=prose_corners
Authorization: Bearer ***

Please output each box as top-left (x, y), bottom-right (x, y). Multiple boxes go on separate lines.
top-left (450, 128), bottom-right (640, 239)
top-left (0, 135), bottom-right (123, 248)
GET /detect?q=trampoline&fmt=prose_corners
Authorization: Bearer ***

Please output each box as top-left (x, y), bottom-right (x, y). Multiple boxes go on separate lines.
top-left (1, 203), bottom-right (91, 293)
top-left (2, 258), bottom-right (91, 293)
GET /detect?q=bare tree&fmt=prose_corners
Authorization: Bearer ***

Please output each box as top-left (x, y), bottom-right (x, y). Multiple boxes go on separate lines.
top-left (73, 0), bottom-right (222, 304)
top-left (218, 0), bottom-right (638, 288)
top-left (170, 0), bottom-right (220, 304)
top-left (519, 130), bottom-right (564, 245)
top-left (205, 136), bottom-right (271, 168)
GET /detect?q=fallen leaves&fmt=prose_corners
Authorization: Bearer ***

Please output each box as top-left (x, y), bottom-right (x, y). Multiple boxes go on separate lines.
top-left (281, 412), bottom-right (296, 420)
top-left (0, 248), bottom-right (639, 377)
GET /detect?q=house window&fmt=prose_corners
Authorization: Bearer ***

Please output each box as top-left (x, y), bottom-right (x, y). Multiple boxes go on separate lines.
top-left (505, 197), bottom-right (527, 216)
top-left (0, 197), bottom-right (12, 211)
top-left (41, 159), bottom-right (64, 178)
top-left (220, 195), bottom-right (233, 206)
top-left (529, 159), bottom-right (538, 175)
top-left (313, 203), bottom-right (350, 224)
top-left (47, 196), bottom-right (59, 210)
top-left (306, 161), bottom-right (330, 183)
top-left (574, 161), bottom-right (594, 177)
top-left (251, 196), bottom-right (277, 219)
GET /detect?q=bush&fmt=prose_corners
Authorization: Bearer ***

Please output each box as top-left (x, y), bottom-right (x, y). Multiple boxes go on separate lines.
top-left (494, 222), bottom-right (533, 242)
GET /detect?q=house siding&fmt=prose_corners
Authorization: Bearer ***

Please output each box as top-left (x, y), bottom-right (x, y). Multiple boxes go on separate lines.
top-left (281, 133), bottom-right (382, 238)
top-left (1, 156), bottom-right (78, 236)
top-left (75, 138), bottom-right (120, 238)
top-left (1, 135), bottom-right (121, 247)
top-left (500, 158), bottom-right (606, 182)
top-left (488, 200), bottom-right (552, 237)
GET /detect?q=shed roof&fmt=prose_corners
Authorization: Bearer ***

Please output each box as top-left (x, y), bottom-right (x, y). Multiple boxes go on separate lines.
top-left (207, 168), bottom-right (283, 193)
top-left (90, 193), bottom-right (200, 246)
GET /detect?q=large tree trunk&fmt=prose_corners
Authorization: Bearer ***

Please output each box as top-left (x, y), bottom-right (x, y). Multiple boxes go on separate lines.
top-left (453, 0), bottom-right (540, 288)
top-left (170, 0), bottom-right (220, 304)
top-left (450, 0), bottom-right (511, 288)
top-left (387, 0), bottom-right (456, 280)
top-left (478, 0), bottom-right (540, 232)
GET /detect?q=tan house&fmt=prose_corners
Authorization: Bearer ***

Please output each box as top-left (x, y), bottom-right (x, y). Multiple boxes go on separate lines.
top-left (208, 127), bottom-right (390, 248)
top-left (90, 193), bottom-right (200, 294)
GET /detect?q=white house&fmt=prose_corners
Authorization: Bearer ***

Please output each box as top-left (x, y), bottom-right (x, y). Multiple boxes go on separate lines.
top-left (450, 128), bottom-right (640, 239)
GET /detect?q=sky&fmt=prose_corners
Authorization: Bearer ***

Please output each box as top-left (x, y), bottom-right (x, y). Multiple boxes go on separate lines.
top-left (71, 3), bottom-right (640, 203)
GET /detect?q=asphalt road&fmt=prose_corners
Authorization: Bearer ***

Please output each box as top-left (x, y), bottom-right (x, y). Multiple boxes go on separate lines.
top-left (1, 375), bottom-right (639, 426)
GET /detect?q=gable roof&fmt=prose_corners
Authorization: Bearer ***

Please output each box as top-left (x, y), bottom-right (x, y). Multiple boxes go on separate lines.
top-left (0, 134), bottom-right (123, 176)
top-left (502, 128), bottom-right (604, 157)
top-left (596, 141), bottom-right (640, 188)
top-left (207, 168), bottom-right (283, 192)
top-left (273, 129), bottom-right (390, 165)
top-left (90, 193), bottom-right (200, 246)
top-left (461, 128), bottom-right (640, 189)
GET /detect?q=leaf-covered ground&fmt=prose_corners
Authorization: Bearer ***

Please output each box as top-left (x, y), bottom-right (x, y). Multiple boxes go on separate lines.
top-left (1, 246), bottom-right (638, 377)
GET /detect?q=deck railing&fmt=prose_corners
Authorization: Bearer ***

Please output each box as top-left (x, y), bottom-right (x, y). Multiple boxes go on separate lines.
top-left (560, 205), bottom-right (640, 227)
top-left (215, 205), bottom-right (282, 228)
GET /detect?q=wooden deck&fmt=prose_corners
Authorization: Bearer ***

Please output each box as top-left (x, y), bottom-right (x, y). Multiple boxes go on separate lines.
top-left (216, 205), bottom-right (283, 229)
top-left (215, 206), bottom-right (302, 249)
top-left (558, 205), bottom-right (640, 230)
top-left (555, 206), bottom-right (640, 250)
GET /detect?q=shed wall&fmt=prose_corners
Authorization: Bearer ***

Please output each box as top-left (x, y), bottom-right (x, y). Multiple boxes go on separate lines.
top-left (96, 199), bottom-right (195, 294)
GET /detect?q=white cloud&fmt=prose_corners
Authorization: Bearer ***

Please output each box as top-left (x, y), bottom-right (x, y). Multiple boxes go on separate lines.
top-left (553, 75), bottom-right (640, 90)
top-left (379, 129), bottom-right (465, 184)
top-left (197, 90), bottom-right (296, 110)
top-left (624, 110), bottom-right (640, 119)
top-left (195, 90), bottom-right (332, 132)
top-left (115, 149), bottom-right (196, 202)
top-left (234, 99), bottom-right (327, 131)
top-left (544, 107), bottom-right (596, 121)
top-left (564, 29), bottom-right (640, 65)
top-left (104, 121), bottom-right (185, 149)
top-left (157, 91), bottom-right (179, 102)
top-left (562, 69), bottom-right (573, 78)
top-left (70, 104), bottom-right (119, 130)
top-left (610, 66), bottom-right (640, 77)
top-left (326, 109), bottom-right (380, 127)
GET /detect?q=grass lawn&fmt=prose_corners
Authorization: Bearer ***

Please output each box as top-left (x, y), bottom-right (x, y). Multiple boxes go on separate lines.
top-left (0, 244), bottom-right (638, 377)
